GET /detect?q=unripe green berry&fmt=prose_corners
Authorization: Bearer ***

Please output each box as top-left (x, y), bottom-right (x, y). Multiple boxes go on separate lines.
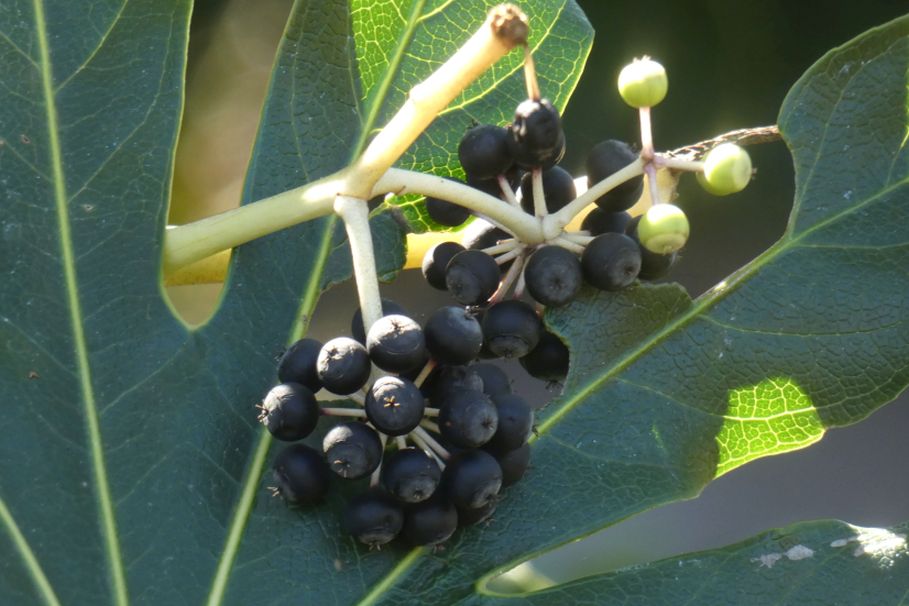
top-left (699, 143), bottom-right (752, 195)
top-left (617, 57), bottom-right (668, 108)
top-left (637, 204), bottom-right (689, 254)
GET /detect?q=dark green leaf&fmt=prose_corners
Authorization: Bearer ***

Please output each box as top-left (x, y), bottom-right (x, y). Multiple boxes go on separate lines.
top-left (470, 520), bottom-right (909, 605)
top-left (0, 0), bottom-right (590, 604)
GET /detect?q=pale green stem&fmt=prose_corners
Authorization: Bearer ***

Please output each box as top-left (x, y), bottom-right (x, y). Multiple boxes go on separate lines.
top-left (334, 195), bottom-right (383, 335)
top-left (497, 174), bottom-right (520, 207)
top-left (657, 156), bottom-right (705, 172)
top-left (532, 167), bottom-right (546, 218)
top-left (546, 158), bottom-right (645, 233)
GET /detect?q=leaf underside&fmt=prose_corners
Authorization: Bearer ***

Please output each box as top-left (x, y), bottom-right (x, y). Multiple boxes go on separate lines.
top-left (1, 0), bottom-right (907, 604)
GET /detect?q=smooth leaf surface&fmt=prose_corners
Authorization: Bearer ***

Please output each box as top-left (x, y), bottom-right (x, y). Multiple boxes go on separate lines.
top-left (0, 0), bottom-right (590, 605)
top-left (474, 520), bottom-right (909, 605)
top-left (354, 14), bottom-right (909, 606)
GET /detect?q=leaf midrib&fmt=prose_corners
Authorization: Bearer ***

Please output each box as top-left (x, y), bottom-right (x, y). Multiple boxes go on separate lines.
top-left (30, 0), bottom-right (128, 604)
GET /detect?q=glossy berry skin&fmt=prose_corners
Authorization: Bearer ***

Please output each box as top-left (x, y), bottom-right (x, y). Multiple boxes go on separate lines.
top-left (445, 250), bottom-right (501, 306)
top-left (272, 444), bottom-right (331, 504)
top-left (277, 338), bottom-right (323, 392)
top-left (482, 300), bottom-right (542, 359)
top-left (316, 337), bottom-right (371, 395)
top-left (458, 124), bottom-right (513, 180)
top-left (519, 166), bottom-right (577, 214)
top-left (438, 388), bottom-right (499, 448)
top-left (700, 143), bottom-right (752, 195)
top-left (470, 363), bottom-right (511, 398)
top-left (442, 449), bottom-right (503, 510)
top-left (257, 382), bottom-right (319, 441)
top-left (422, 365), bottom-right (484, 405)
top-left (524, 245), bottom-right (583, 307)
top-left (520, 331), bottom-right (570, 382)
top-left (637, 203), bottom-right (689, 254)
top-left (581, 232), bottom-right (642, 291)
top-left (403, 496), bottom-right (459, 546)
top-left (381, 447), bottom-right (442, 503)
top-left (342, 488), bottom-right (404, 548)
top-left (365, 376), bottom-right (425, 436)
top-left (425, 196), bottom-right (470, 227)
top-left (507, 98), bottom-right (566, 169)
top-left (581, 208), bottom-right (631, 236)
top-left (322, 422), bottom-right (383, 480)
top-left (424, 306), bottom-right (484, 365)
top-left (366, 314), bottom-right (426, 373)
top-left (626, 216), bottom-right (677, 280)
top-left (486, 443), bottom-right (530, 487)
top-left (617, 57), bottom-right (668, 108)
top-left (351, 299), bottom-right (408, 344)
top-left (422, 241), bottom-right (465, 290)
top-left (488, 393), bottom-right (534, 452)
top-left (586, 140), bottom-right (643, 212)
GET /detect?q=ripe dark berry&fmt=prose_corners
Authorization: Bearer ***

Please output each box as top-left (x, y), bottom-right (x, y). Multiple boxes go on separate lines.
top-left (438, 389), bottom-right (499, 448)
top-left (581, 232), bottom-right (642, 291)
top-left (581, 208), bottom-right (632, 235)
top-left (487, 443), bottom-right (530, 487)
top-left (626, 215), bottom-right (678, 280)
top-left (467, 167), bottom-right (523, 200)
top-left (458, 124), bottom-right (513, 180)
top-left (422, 365), bottom-right (483, 405)
top-left (316, 337), bottom-right (371, 395)
top-left (470, 363), bottom-right (512, 398)
top-left (482, 300), bottom-right (542, 359)
top-left (277, 338), bottom-right (323, 392)
top-left (519, 166), bottom-right (577, 214)
top-left (586, 140), bottom-right (643, 212)
top-left (523, 245), bottom-right (583, 307)
top-left (322, 422), bottom-right (383, 480)
top-left (457, 500), bottom-right (496, 527)
top-left (520, 331), bottom-right (570, 382)
top-left (488, 393), bottom-right (534, 452)
top-left (445, 250), bottom-right (501, 306)
top-left (342, 488), bottom-right (404, 548)
top-left (402, 496), bottom-right (458, 546)
top-left (257, 382), bottom-right (319, 441)
top-left (365, 376), bottom-right (425, 436)
top-left (422, 241), bottom-right (465, 290)
top-left (381, 447), bottom-right (442, 503)
top-left (272, 444), bottom-right (330, 504)
top-left (426, 196), bottom-right (470, 227)
top-left (507, 98), bottom-right (565, 169)
top-left (424, 306), bottom-right (484, 365)
top-left (352, 299), bottom-right (408, 344)
top-left (443, 449), bottom-right (503, 510)
top-left (366, 314), bottom-right (426, 373)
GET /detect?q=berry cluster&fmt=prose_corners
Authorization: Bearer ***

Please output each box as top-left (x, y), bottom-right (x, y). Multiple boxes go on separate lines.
top-left (257, 52), bottom-right (755, 550)
top-left (260, 297), bottom-right (534, 548)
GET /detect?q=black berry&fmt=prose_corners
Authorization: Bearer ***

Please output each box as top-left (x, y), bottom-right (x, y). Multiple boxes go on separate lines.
top-left (482, 300), bottom-right (542, 359)
top-left (272, 444), bottom-right (331, 504)
top-left (523, 245), bottom-right (583, 307)
top-left (581, 208), bottom-right (632, 235)
top-left (488, 393), bottom-right (534, 452)
top-left (316, 337), bottom-right (371, 395)
top-left (366, 314), bottom-right (427, 373)
top-left (487, 443), bottom-right (530, 487)
top-left (402, 496), bottom-right (458, 546)
top-left (365, 376), bottom-right (425, 436)
top-left (586, 140), bottom-right (643, 212)
top-left (520, 166), bottom-right (576, 214)
top-left (445, 250), bottom-right (501, 306)
top-left (457, 500), bottom-right (497, 527)
top-left (520, 331), bottom-right (570, 382)
top-left (443, 449), bottom-right (503, 510)
top-left (424, 306), bottom-right (484, 365)
top-left (581, 232), bottom-right (642, 291)
top-left (277, 338), bottom-right (323, 392)
top-left (458, 124), bottom-right (513, 180)
top-left (470, 363), bottom-right (512, 398)
top-left (507, 98), bottom-right (565, 169)
top-left (322, 422), bottom-right (384, 480)
top-left (352, 299), bottom-right (408, 344)
top-left (626, 215), bottom-right (677, 280)
top-left (423, 365), bottom-right (484, 405)
top-left (342, 488), bottom-right (404, 548)
top-left (381, 447), bottom-right (442, 503)
top-left (257, 382), bottom-right (319, 441)
top-left (426, 196), bottom-right (470, 227)
top-left (422, 241), bottom-right (465, 290)
top-left (438, 388), bottom-right (499, 448)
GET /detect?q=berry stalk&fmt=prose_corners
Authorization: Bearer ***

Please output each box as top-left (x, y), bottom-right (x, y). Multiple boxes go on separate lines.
top-left (333, 195), bottom-right (384, 335)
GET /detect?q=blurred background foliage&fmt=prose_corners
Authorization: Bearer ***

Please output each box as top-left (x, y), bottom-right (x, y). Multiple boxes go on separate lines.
top-left (166, 0), bottom-right (909, 590)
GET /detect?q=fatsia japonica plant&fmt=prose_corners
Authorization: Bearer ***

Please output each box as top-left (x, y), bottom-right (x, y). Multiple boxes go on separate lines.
top-left (1, 0), bottom-right (908, 603)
